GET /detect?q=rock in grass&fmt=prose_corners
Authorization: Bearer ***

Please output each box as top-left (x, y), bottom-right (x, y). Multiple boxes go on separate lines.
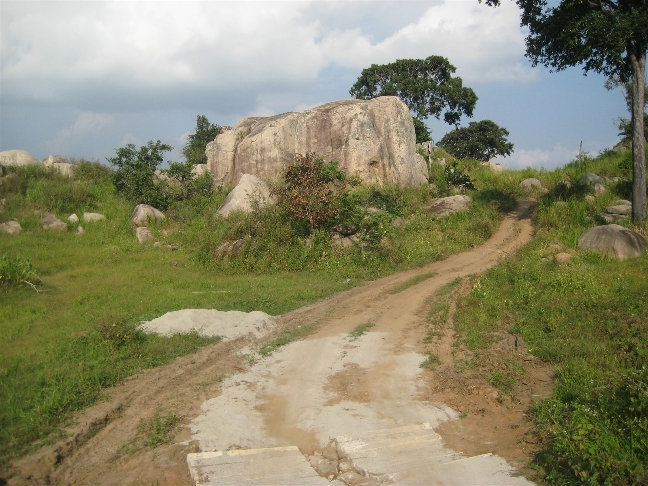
top-left (83, 212), bottom-right (105, 223)
top-left (0, 220), bottom-right (21, 235)
top-left (41, 212), bottom-right (67, 231)
top-left (135, 226), bottom-right (153, 243)
top-left (519, 178), bottom-right (543, 191)
top-left (427, 195), bottom-right (471, 218)
top-left (578, 224), bottom-right (647, 260)
top-left (0, 149), bottom-right (41, 167)
top-left (130, 204), bottom-right (165, 227)
top-left (216, 173), bottom-right (274, 217)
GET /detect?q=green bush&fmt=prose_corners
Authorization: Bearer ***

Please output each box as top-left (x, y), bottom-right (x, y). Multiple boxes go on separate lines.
top-left (0, 254), bottom-right (35, 288)
top-left (108, 140), bottom-right (172, 209)
top-left (272, 153), bottom-right (347, 234)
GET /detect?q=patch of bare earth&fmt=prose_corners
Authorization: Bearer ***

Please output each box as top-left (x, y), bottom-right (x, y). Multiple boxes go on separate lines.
top-left (4, 200), bottom-right (552, 486)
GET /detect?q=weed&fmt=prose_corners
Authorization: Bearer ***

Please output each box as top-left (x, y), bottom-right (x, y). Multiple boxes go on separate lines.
top-left (420, 352), bottom-right (440, 370)
top-left (389, 272), bottom-right (437, 294)
top-left (258, 325), bottom-right (314, 357)
top-left (140, 411), bottom-right (181, 448)
top-left (348, 322), bottom-right (375, 340)
top-left (0, 254), bottom-right (36, 289)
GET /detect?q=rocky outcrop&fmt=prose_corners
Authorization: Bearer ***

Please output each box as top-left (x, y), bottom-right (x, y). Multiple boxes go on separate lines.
top-left (130, 204), bottom-right (165, 227)
top-left (43, 155), bottom-right (74, 177)
top-left (216, 174), bottom-right (275, 217)
top-left (0, 150), bottom-right (41, 168)
top-left (578, 224), bottom-right (647, 260)
top-left (206, 97), bottom-right (428, 187)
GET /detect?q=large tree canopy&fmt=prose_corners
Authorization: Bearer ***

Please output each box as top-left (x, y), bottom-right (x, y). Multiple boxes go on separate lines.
top-left (349, 56), bottom-right (478, 142)
top-left (485, 0), bottom-right (647, 223)
top-left (438, 120), bottom-right (514, 161)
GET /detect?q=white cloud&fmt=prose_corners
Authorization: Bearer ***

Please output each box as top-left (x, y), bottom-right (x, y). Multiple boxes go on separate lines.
top-left (48, 111), bottom-right (114, 151)
top-left (498, 145), bottom-right (579, 170)
top-left (321, 0), bottom-right (535, 84)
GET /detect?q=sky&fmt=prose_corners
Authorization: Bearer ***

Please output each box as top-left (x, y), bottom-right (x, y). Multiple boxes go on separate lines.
top-left (0, 0), bottom-right (634, 170)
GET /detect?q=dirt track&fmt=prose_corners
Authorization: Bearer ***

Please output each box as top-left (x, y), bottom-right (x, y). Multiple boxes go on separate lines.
top-left (7, 200), bottom-right (551, 486)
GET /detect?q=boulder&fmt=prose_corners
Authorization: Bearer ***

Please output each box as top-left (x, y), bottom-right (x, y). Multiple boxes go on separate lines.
top-left (427, 195), bottom-right (472, 218)
top-left (68, 213), bottom-right (79, 224)
top-left (605, 202), bottom-right (632, 216)
top-left (191, 164), bottom-right (209, 177)
top-left (0, 150), bottom-right (41, 168)
top-left (0, 220), bottom-right (22, 235)
top-left (83, 212), bottom-right (105, 223)
top-left (578, 224), bottom-right (647, 260)
top-left (130, 204), bottom-right (165, 227)
top-left (206, 97), bottom-right (428, 187)
top-left (216, 174), bottom-right (275, 217)
top-left (520, 178), bottom-right (543, 191)
top-left (483, 161), bottom-right (504, 173)
top-left (135, 226), bottom-right (153, 243)
top-left (42, 155), bottom-right (68, 166)
top-left (41, 212), bottom-right (67, 231)
top-left (580, 172), bottom-right (606, 194)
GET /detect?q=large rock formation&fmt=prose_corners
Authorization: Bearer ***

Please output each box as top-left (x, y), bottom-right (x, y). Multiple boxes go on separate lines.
top-left (206, 97), bottom-right (428, 187)
top-left (0, 150), bottom-right (41, 167)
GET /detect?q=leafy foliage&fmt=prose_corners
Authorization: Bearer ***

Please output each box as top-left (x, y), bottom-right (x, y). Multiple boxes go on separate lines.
top-left (350, 56), bottom-right (478, 141)
top-left (272, 152), bottom-right (347, 233)
top-left (483, 0), bottom-right (647, 223)
top-left (438, 120), bottom-right (514, 162)
top-left (183, 114), bottom-right (222, 166)
top-left (107, 140), bottom-right (172, 209)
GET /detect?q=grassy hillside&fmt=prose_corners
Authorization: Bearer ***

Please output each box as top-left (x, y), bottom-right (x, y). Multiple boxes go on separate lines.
top-left (452, 149), bottom-right (648, 485)
top-left (0, 157), bottom-right (507, 467)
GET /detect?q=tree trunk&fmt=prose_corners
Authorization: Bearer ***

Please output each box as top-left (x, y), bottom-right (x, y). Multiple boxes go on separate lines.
top-left (630, 47), bottom-right (646, 224)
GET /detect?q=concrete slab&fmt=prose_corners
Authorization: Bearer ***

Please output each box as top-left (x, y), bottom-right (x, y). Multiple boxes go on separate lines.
top-left (187, 446), bottom-right (339, 486)
top-left (335, 423), bottom-right (534, 486)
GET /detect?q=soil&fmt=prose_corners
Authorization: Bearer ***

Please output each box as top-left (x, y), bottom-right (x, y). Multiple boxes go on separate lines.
top-left (4, 199), bottom-right (553, 486)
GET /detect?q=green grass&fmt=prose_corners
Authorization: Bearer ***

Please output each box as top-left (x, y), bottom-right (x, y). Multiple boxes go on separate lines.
top-left (348, 322), bottom-right (375, 340)
top-left (420, 352), bottom-right (440, 370)
top-left (452, 149), bottom-right (648, 485)
top-left (389, 272), bottom-right (437, 294)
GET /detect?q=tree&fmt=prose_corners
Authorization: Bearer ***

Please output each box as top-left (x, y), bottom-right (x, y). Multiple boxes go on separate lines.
top-left (107, 140), bottom-right (172, 209)
top-left (438, 120), bottom-right (514, 161)
top-left (349, 56), bottom-right (478, 143)
top-left (484, 0), bottom-right (647, 223)
top-left (183, 115), bottom-right (222, 166)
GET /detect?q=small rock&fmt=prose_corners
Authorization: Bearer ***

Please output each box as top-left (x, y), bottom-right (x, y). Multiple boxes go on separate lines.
top-left (135, 226), bottom-right (153, 243)
top-left (593, 182), bottom-right (607, 195)
top-left (605, 204), bottom-right (631, 216)
top-left (0, 220), bottom-right (21, 235)
top-left (554, 252), bottom-right (572, 265)
top-left (392, 216), bottom-right (405, 228)
top-left (519, 178), bottom-right (543, 191)
top-left (130, 204), bottom-right (165, 227)
top-left (585, 195), bottom-right (596, 203)
top-left (41, 212), bottom-right (67, 231)
top-left (68, 213), bottom-right (79, 223)
top-left (76, 226), bottom-right (84, 234)
top-left (427, 195), bottom-right (471, 218)
top-left (83, 212), bottom-right (105, 223)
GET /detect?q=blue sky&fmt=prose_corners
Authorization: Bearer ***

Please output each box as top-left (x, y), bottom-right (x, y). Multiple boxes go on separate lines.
top-left (0, 0), bottom-right (632, 170)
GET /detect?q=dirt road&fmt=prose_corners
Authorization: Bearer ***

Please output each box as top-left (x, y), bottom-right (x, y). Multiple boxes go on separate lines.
top-left (8, 200), bottom-right (548, 485)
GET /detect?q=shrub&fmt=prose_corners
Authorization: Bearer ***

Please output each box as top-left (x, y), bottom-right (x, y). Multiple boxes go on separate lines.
top-left (272, 153), bottom-right (347, 234)
top-left (0, 254), bottom-right (36, 289)
top-left (107, 140), bottom-right (172, 209)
